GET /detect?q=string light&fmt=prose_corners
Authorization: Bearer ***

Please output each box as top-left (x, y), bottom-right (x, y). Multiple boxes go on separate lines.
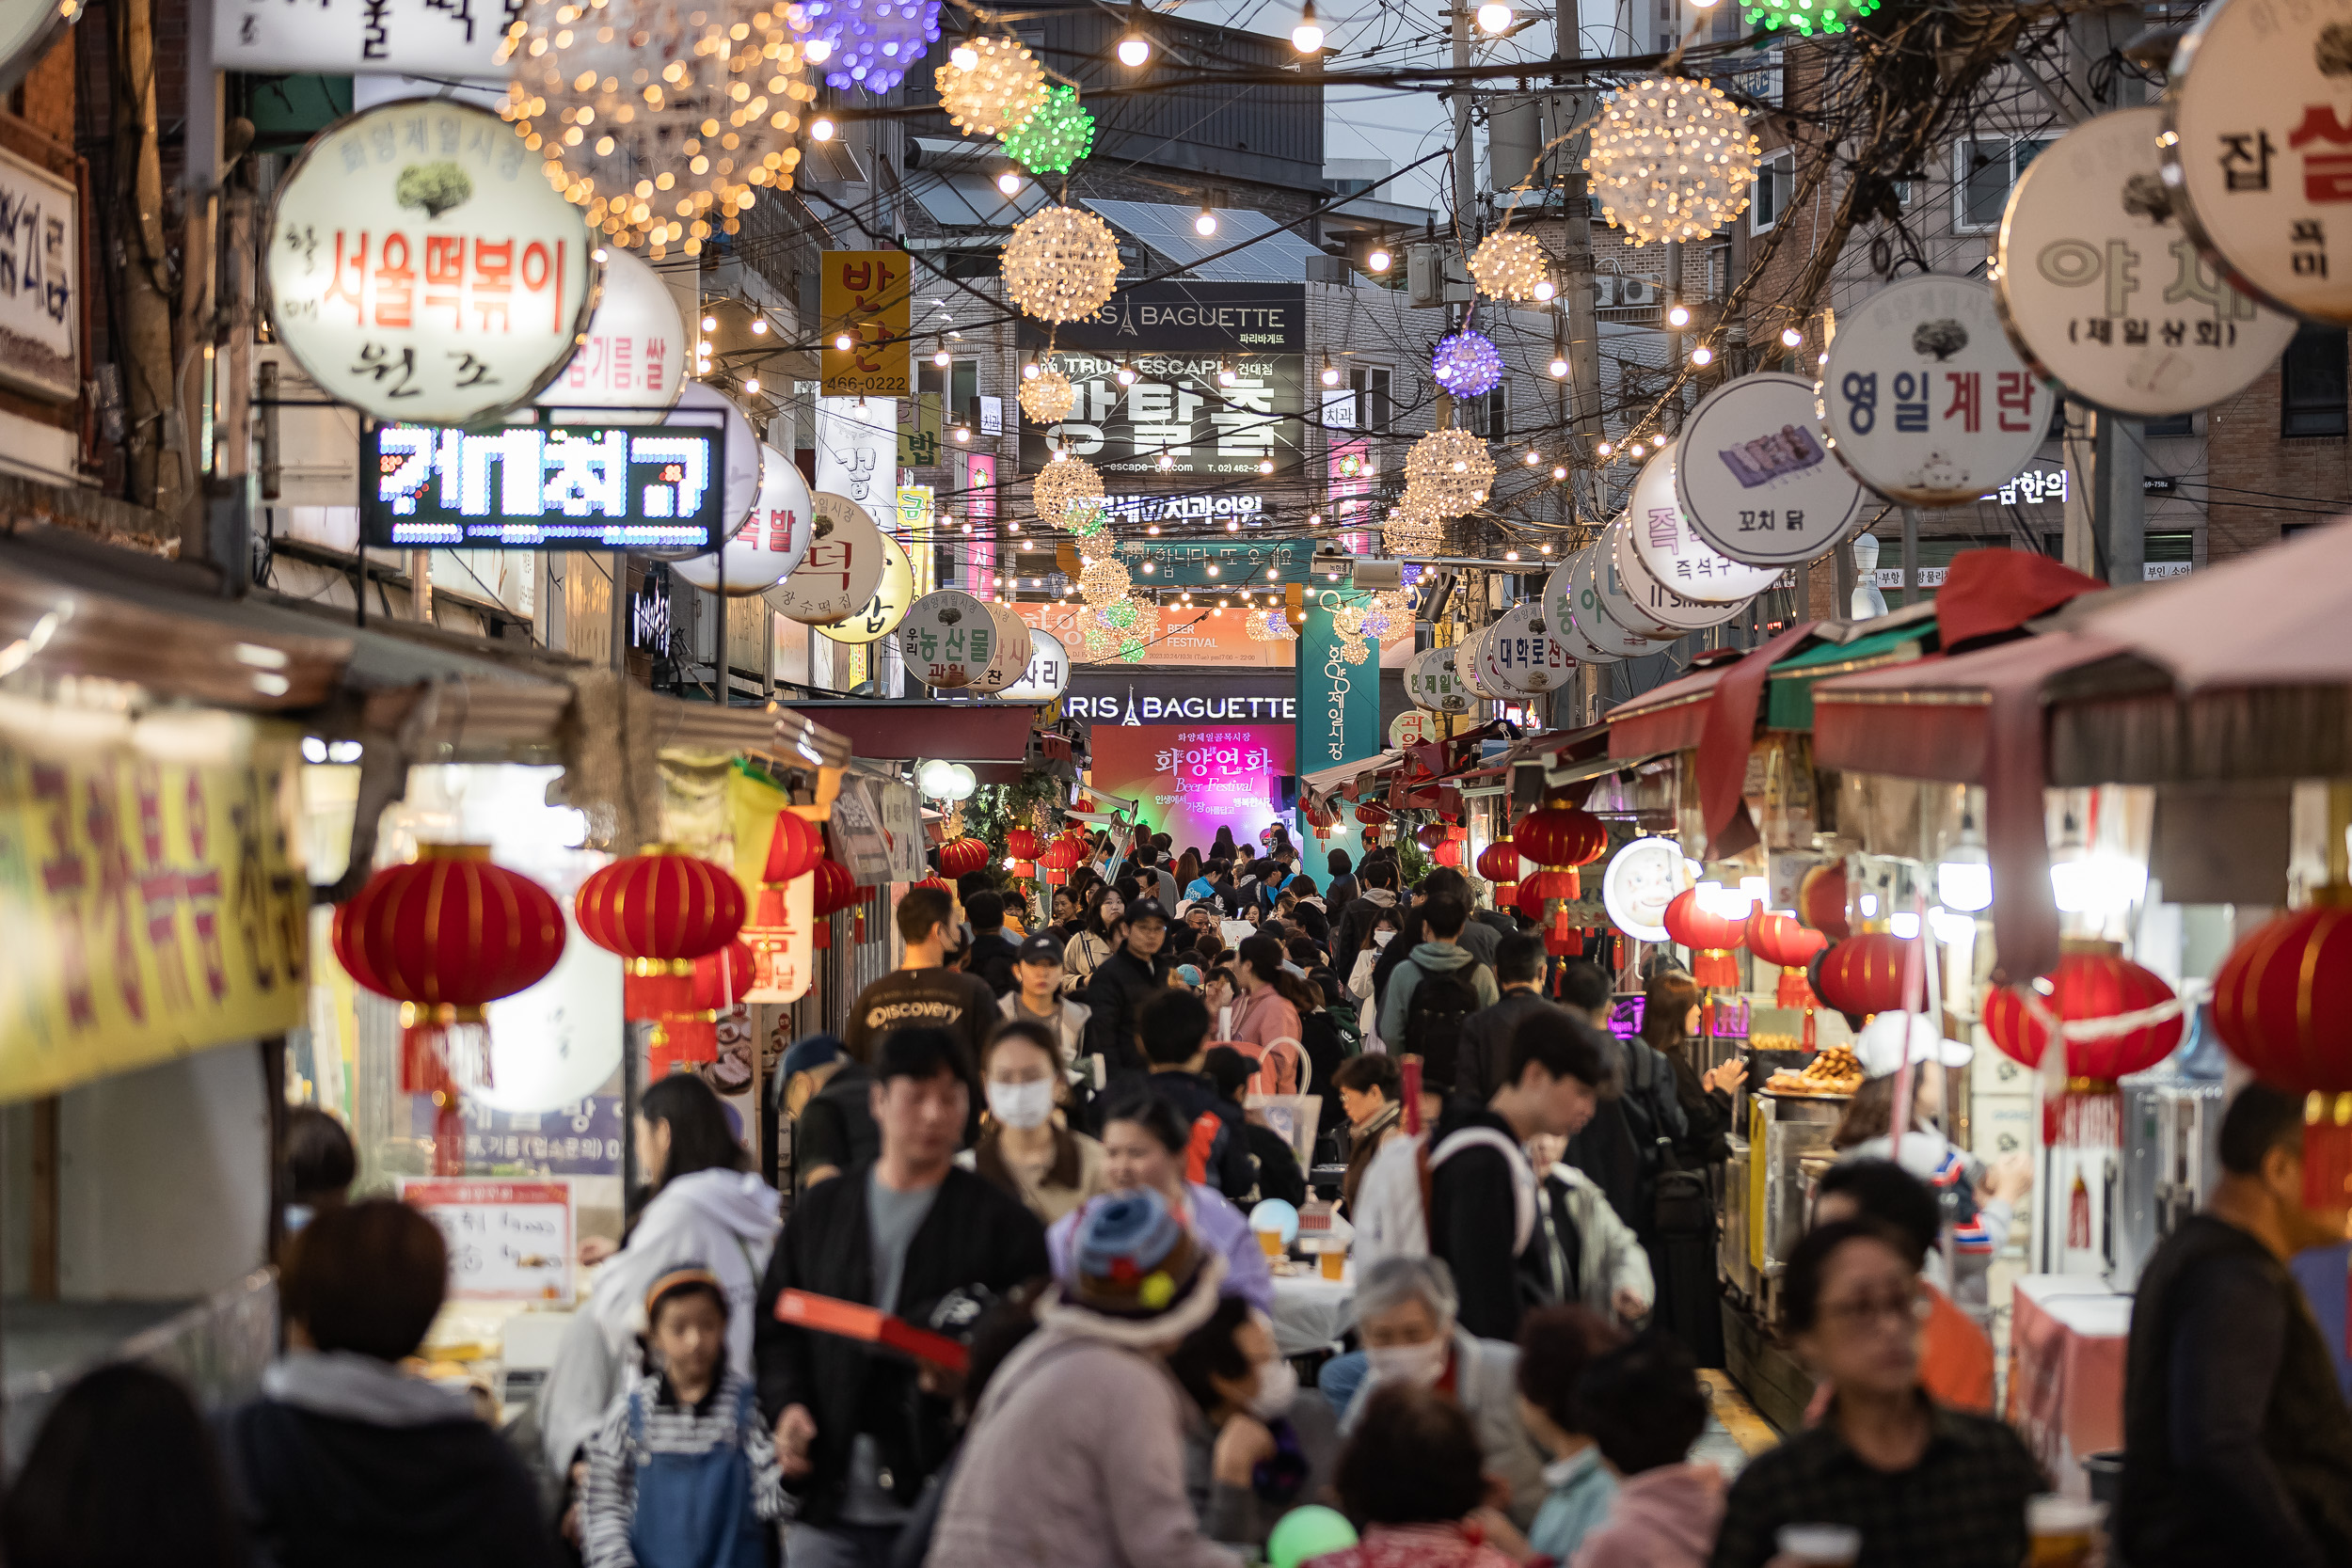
top-left (1468, 229), bottom-right (1549, 300)
top-left (1320, 354), bottom-right (1340, 388)
top-left (934, 35), bottom-right (1046, 136)
top-left (1549, 355), bottom-right (1569, 377)
top-left (1116, 0), bottom-right (1152, 66)
top-left (1367, 245), bottom-right (1391, 272)
top-left (1018, 365), bottom-right (1076, 421)
top-left (1431, 329), bottom-right (1504, 397)
top-left (1475, 0), bottom-right (1512, 30)
top-left (1691, 343), bottom-right (1714, 366)
top-left (1001, 205), bottom-right (1121, 322)
top-left (1405, 427), bottom-right (1493, 516)
top-left (1582, 74), bottom-right (1759, 245)
top-left (1031, 453), bottom-right (1104, 526)
top-left (996, 168), bottom-right (1024, 195)
top-left (1115, 361), bottom-right (1138, 386)
top-left (1782, 325), bottom-right (1804, 348)
top-left (933, 343), bottom-right (950, 366)
top-left (505, 0), bottom-right (815, 258)
top-left (1291, 0), bottom-right (1323, 52)
top-left (1745, 0), bottom-right (1878, 37)
top-left (786, 0), bottom-right (941, 93)
top-left (809, 116), bottom-right (836, 140)
top-left (1195, 205), bottom-right (1219, 236)
top-left (1002, 84), bottom-right (1094, 173)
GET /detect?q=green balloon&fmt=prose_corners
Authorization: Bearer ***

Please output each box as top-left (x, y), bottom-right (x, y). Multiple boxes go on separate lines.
top-left (1266, 1504), bottom-right (1358, 1568)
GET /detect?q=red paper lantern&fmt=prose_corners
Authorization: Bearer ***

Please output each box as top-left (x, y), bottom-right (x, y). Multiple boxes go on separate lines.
top-left (1432, 838), bottom-right (1464, 867)
top-left (576, 846), bottom-right (748, 1022)
top-left (1005, 827), bottom-right (1042, 861)
top-left (2213, 903), bottom-right (2352, 1207)
top-left (1745, 909), bottom-right (1828, 971)
top-left (1986, 944), bottom-right (2184, 1167)
top-left (333, 845), bottom-right (565, 1173)
top-left (1414, 821), bottom-right (1448, 850)
top-left (1515, 806), bottom-right (1609, 868)
top-left (914, 875), bottom-right (955, 895)
top-left (1810, 932), bottom-right (1919, 1018)
top-left (937, 837), bottom-right (993, 878)
top-left (761, 811), bottom-right (824, 884)
top-left (1476, 839), bottom-right (1527, 885)
top-left (1038, 835), bottom-right (1085, 885)
top-left (1355, 801), bottom-right (1391, 826)
top-left (806, 858), bottom-right (865, 949)
top-left (1798, 862), bottom-right (1851, 940)
top-left (1662, 888), bottom-right (1744, 989)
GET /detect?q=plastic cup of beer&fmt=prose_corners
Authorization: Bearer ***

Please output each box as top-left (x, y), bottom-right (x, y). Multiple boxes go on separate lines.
top-left (1316, 1238), bottom-right (1348, 1281)
top-left (1256, 1227), bottom-right (1285, 1258)
top-left (2026, 1495), bottom-right (2102, 1567)
top-left (1773, 1524), bottom-right (1860, 1566)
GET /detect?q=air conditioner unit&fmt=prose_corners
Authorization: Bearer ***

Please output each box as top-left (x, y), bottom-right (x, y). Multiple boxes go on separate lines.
top-left (1616, 277), bottom-right (1657, 307)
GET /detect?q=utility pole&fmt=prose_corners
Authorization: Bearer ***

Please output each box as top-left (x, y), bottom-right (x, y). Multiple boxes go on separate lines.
top-left (2060, 3), bottom-right (2146, 587)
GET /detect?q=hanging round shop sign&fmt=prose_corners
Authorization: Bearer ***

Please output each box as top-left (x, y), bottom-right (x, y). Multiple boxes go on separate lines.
top-left (897, 589), bottom-right (995, 689)
top-left (637, 382), bottom-right (764, 562)
top-left (1544, 558), bottom-right (1624, 664)
top-left (768, 491), bottom-right (888, 626)
top-left (1482, 600), bottom-right (1575, 693)
top-left (1601, 835), bottom-right (1692, 943)
top-left (535, 245), bottom-right (690, 413)
top-left (2000, 105), bottom-right (2301, 416)
top-left (997, 627), bottom-right (1072, 704)
top-left (2165, 0), bottom-right (2352, 324)
top-left (1627, 440), bottom-right (1788, 605)
top-left (1407, 642), bottom-right (1480, 712)
top-left (1454, 625), bottom-right (1505, 699)
top-left (1672, 375), bottom-right (1867, 566)
top-left (1564, 532), bottom-right (1677, 654)
top-left (0, 0), bottom-right (78, 100)
top-left (965, 602), bottom-right (1036, 694)
top-left (672, 443), bottom-right (810, 595)
top-left (265, 99), bottom-right (598, 425)
top-left (1816, 275), bottom-right (2054, 507)
top-left (818, 531), bottom-right (916, 645)
top-left (1612, 515), bottom-right (1748, 634)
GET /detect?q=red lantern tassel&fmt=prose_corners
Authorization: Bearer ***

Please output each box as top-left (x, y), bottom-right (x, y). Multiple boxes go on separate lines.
top-left (433, 1094), bottom-right (466, 1176)
top-left (2068, 1172), bottom-right (2091, 1249)
top-left (1776, 968), bottom-right (1816, 1009)
top-left (625, 958), bottom-right (695, 1021)
top-left (2058, 1080), bottom-right (2122, 1150)
top-left (2303, 1094), bottom-right (2352, 1210)
top-left (1802, 1007), bottom-right (1817, 1049)
top-left (815, 915), bottom-right (833, 951)
top-left (1692, 949), bottom-right (1740, 989)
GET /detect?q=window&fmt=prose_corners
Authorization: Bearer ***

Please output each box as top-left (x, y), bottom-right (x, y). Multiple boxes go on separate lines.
top-left (1752, 150), bottom-right (1793, 233)
top-left (1477, 385), bottom-right (1509, 441)
top-left (2145, 531), bottom-right (2194, 564)
top-left (1955, 137), bottom-right (2050, 231)
top-left (950, 359), bottom-right (979, 428)
top-left (1351, 366), bottom-right (1391, 434)
top-left (2142, 409), bottom-right (2196, 437)
top-left (2281, 325), bottom-right (2347, 437)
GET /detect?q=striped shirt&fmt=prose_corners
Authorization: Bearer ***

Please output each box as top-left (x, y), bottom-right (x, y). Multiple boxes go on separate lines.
top-left (581, 1368), bottom-right (787, 1568)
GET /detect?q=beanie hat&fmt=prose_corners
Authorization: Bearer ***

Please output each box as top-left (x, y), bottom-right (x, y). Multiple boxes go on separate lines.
top-left (1041, 1189), bottom-right (1227, 1345)
top-left (780, 1033), bottom-right (845, 1080)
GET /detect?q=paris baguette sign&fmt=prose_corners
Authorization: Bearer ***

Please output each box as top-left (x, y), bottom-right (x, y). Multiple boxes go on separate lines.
top-left (267, 100), bottom-right (597, 426)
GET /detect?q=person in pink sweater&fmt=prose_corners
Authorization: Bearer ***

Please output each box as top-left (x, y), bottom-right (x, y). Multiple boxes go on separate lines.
top-left (1225, 935), bottom-right (1317, 1096)
top-left (1565, 1336), bottom-right (1723, 1568)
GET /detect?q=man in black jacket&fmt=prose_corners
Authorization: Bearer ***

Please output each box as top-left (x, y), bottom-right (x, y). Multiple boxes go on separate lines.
top-left (1553, 959), bottom-right (1657, 1228)
top-left (757, 1027), bottom-right (1049, 1568)
top-left (2119, 1082), bottom-right (2352, 1568)
top-left (1458, 933), bottom-right (1578, 1104)
top-left (1428, 1013), bottom-right (1609, 1342)
top-left (961, 890), bottom-right (1021, 998)
top-left (1081, 895), bottom-right (1171, 1084)
top-left (1136, 988), bottom-right (1255, 1199)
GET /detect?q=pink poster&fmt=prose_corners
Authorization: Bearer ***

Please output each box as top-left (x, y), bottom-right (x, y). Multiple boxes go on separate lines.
top-left (965, 452), bottom-right (997, 595)
top-left (1089, 721), bottom-right (1296, 851)
top-left (1328, 438), bottom-right (1375, 557)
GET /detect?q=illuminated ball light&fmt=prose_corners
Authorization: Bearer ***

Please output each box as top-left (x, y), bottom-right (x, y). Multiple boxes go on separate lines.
top-left (1079, 555), bottom-right (1131, 604)
top-left (1405, 427), bottom-right (1495, 517)
top-left (1582, 74), bottom-right (1759, 246)
top-left (787, 0), bottom-right (940, 91)
top-left (935, 35), bottom-right (1045, 136)
top-left (504, 0), bottom-right (815, 258)
top-left (1744, 0), bottom-right (1879, 36)
top-left (1002, 205), bottom-right (1123, 324)
top-left (1019, 366), bottom-right (1076, 422)
top-left (1031, 452), bottom-right (1103, 525)
top-left (1003, 85), bottom-right (1094, 175)
top-left (1431, 328), bottom-right (1505, 397)
top-left (1468, 229), bottom-right (1550, 300)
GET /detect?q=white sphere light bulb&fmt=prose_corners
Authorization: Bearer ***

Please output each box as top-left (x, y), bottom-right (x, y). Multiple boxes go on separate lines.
top-left (1476, 0), bottom-right (1512, 30)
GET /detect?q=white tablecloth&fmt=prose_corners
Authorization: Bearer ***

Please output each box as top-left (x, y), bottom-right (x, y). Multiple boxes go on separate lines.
top-left (1270, 1265), bottom-right (1356, 1357)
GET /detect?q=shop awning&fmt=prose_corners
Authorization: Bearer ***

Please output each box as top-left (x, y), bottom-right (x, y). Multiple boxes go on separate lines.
top-left (1303, 749), bottom-right (1400, 793)
top-left (1764, 624), bottom-right (1930, 730)
top-left (2076, 514), bottom-right (2352, 689)
top-left (779, 699), bottom-right (1036, 781)
top-left (1603, 665), bottom-right (1724, 760)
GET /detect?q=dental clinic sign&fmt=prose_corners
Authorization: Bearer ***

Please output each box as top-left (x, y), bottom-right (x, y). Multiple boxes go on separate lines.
top-left (1296, 594), bottom-right (1382, 772)
top-left (1118, 537), bottom-right (1318, 588)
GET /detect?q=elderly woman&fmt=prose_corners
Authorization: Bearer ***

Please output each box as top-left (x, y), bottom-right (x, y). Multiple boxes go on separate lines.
top-left (1338, 1257), bottom-right (1547, 1528)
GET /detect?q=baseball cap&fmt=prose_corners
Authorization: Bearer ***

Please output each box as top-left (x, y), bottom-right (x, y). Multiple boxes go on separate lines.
top-left (1852, 1009), bottom-right (1973, 1078)
top-left (779, 1033), bottom-right (844, 1079)
top-left (1121, 896), bottom-right (1171, 927)
top-left (1016, 932), bottom-right (1066, 967)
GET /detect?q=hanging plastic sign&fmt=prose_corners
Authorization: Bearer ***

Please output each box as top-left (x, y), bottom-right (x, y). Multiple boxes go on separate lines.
top-left (2165, 0), bottom-right (2352, 323)
top-left (2000, 105), bottom-right (2300, 416)
top-left (1406, 643), bottom-right (1478, 713)
top-left (769, 491), bottom-right (888, 625)
top-left (1816, 275), bottom-right (2053, 506)
top-left (897, 589), bottom-right (995, 689)
top-left (818, 531), bottom-right (916, 645)
top-left (0, 0), bottom-right (74, 100)
top-left (1548, 551), bottom-right (1635, 662)
top-left (1454, 625), bottom-right (1503, 699)
top-left (1627, 440), bottom-right (1788, 604)
top-left (672, 443), bottom-right (809, 595)
top-left (1601, 835), bottom-right (1692, 942)
top-left (215, 0), bottom-right (514, 75)
top-left (1610, 517), bottom-right (1745, 634)
top-left (1673, 375), bottom-right (1866, 566)
top-left (1482, 600), bottom-right (1575, 693)
top-left (965, 602), bottom-right (1035, 695)
top-left (743, 858), bottom-right (815, 1005)
top-left (1567, 535), bottom-right (1675, 652)
top-left (674, 382), bottom-right (763, 538)
top-left (265, 100), bottom-right (596, 425)
top-left (998, 628), bottom-right (1072, 704)
top-left (537, 245), bottom-right (689, 413)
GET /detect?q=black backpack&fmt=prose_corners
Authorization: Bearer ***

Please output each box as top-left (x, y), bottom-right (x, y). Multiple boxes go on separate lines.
top-left (1620, 1044), bottom-right (1712, 1238)
top-left (1402, 965), bottom-right (1482, 1096)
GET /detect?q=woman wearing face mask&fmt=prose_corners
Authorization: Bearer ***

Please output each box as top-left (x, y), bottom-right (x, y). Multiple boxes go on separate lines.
top-left (1346, 911), bottom-right (1401, 1043)
top-left (1168, 1297), bottom-right (1341, 1553)
top-left (965, 1021), bottom-right (1108, 1225)
top-left (1048, 1090), bottom-right (1276, 1314)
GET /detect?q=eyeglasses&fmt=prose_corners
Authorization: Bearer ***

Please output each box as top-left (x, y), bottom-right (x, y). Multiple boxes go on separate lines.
top-left (1818, 1288), bottom-right (1932, 1328)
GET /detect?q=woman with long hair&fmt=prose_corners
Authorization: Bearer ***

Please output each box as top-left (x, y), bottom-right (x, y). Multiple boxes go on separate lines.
top-left (1325, 847), bottom-right (1359, 915)
top-left (1634, 969), bottom-right (1743, 1367)
top-left (1176, 848), bottom-right (1202, 895)
top-left (1228, 933), bottom-right (1318, 1094)
top-left (966, 1019), bottom-right (1109, 1223)
top-left (1062, 884), bottom-right (1124, 988)
top-left (1211, 825), bottom-right (1239, 863)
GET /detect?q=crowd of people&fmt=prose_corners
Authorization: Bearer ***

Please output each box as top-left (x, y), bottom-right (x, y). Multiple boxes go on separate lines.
top-left (11, 825), bottom-right (2351, 1568)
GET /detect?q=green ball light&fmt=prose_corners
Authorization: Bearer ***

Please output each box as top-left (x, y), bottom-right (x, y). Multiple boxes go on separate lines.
top-left (1003, 86), bottom-right (1095, 175)
top-left (1119, 635), bottom-right (1147, 661)
top-left (1743, 0), bottom-right (1879, 35)
top-left (1267, 1506), bottom-right (1358, 1568)
top-left (1101, 599), bottom-right (1138, 629)
top-left (1069, 504), bottom-right (1108, 539)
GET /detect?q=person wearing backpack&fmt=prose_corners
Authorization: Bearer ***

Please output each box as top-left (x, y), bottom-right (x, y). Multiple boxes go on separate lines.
top-left (1375, 893), bottom-right (1498, 1101)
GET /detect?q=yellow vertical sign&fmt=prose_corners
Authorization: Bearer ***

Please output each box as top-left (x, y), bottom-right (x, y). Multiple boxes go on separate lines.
top-left (819, 249), bottom-right (913, 398)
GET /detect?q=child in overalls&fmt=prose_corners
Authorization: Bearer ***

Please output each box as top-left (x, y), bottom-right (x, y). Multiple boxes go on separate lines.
top-left (582, 1268), bottom-right (786, 1568)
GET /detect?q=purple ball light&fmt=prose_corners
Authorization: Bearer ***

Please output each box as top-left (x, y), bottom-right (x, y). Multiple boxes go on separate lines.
top-left (1431, 329), bottom-right (1504, 398)
top-left (795, 0), bottom-right (942, 93)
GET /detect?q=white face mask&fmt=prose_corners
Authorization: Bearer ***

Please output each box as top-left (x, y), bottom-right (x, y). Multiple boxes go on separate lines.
top-left (1372, 929), bottom-right (1395, 947)
top-left (1245, 1354), bottom-right (1299, 1420)
top-left (1365, 1337), bottom-right (1448, 1388)
top-left (986, 1078), bottom-right (1057, 1131)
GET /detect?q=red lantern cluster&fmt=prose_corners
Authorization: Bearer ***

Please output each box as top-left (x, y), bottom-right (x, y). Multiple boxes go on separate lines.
top-left (1039, 833), bottom-right (1085, 886)
top-left (332, 845), bottom-right (566, 1173)
top-left (576, 846), bottom-right (748, 1025)
top-left (1985, 944), bottom-right (2184, 1162)
top-left (1662, 888), bottom-right (1745, 989)
top-left (1513, 806), bottom-right (1607, 956)
top-left (2212, 903), bottom-right (2352, 1207)
top-left (1810, 932), bottom-right (1919, 1019)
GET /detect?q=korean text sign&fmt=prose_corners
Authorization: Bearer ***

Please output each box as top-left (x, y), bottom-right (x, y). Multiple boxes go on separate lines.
top-left (820, 250), bottom-right (913, 398)
top-left (1023, 350), bottom-right (1305, 477)
top-left (0, 148), bottom-right (76, 402)
top-left (361, 422), bottom-right (723, 549)
top-left (401, 1179), bottom-right (576, 1304)
top-left (0, 720), bottom-right (309, 1101)
top-left (266, 101), bottom-right (596, 425)
top-left (217, 0), bottom-right (522, 74)
top-left (1089, 722), bottom-right (1295, 851)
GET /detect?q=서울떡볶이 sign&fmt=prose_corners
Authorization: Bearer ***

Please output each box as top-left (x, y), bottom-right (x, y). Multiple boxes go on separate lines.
top-left (361, 422), bottom-right (723, 549)
top-left (215, 0), bottom-right (519, 74)
top-left (819, 250), bottom-right (914, 398)
top-left (266, 100), bottom-right (596, 425)
top-left (1025, 350), bottom-right (1306, 478)
top-left (0, 148), bottom-right (76, 402)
